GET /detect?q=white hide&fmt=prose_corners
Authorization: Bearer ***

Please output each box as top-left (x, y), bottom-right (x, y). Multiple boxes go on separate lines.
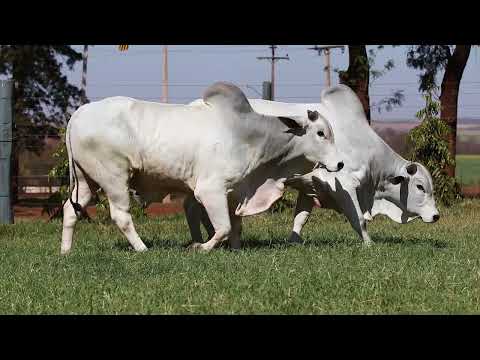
top-left (187, 84), bottom-right (440, 246)
top-left (61, 82), bottom-right (343, 254)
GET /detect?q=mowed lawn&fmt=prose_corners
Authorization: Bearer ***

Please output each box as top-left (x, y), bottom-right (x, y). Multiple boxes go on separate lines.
top-left (457, 155), bottom-right (480, 185)
top-left (1, 200), bottom-right (480, 314)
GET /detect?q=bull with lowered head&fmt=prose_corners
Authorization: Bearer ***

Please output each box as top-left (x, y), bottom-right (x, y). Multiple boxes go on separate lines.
top-left (186, 84), bottom-right (440, 247)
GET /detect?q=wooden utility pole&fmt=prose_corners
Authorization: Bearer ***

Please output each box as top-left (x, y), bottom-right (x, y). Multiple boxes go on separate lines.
top-left (117, 44), bottom-right (173, 202)
top-left (162, 45), bottom-right (172, 203)
top-left (162, 45), bottom-right (169, 103)
top-left (81, 45), bottom-right (88, 104)
top-left (118, 45), bottom-right (169, 103)
top-left (257, 45), bottom-right (289, 100)
top-left (308, 45), bottom-right (345, 91)
top-left (324, 48), bottom-right (331, 87)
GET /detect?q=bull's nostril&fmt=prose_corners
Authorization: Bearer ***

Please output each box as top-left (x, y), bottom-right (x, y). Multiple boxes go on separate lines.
top-left (433, 214), bottom-right (440, 222)
top-left (337, 162), bottom-right (344, 170)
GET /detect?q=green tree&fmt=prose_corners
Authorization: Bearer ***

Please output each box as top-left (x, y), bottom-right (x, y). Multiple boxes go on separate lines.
top-left (0, 45), bottom-right (84, 202)
top-left (338, 45), bottom-right (371, 122)
top-left (406, 88), bottom-right (461, 206)
top-left (46, 45), bottom-right (148, 220)
top-left (338, 45), bottom-right (404, 124)
top-left (406, 45), bottom-right (472, 178)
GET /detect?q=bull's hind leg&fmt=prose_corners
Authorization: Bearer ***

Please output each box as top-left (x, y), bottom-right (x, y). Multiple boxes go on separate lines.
top-left (103, 181), bottom-right (148, 252)
top-left (61, 174), bottom-right (94, 255)
top-left (84, 160), bottom-right (148, 252)
top-left (108, 199), bottom-right (148, 252)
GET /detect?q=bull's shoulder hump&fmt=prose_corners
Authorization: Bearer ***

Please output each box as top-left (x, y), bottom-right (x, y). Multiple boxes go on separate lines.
top-left (203, 82), bottom-right (253, 114)
top-left (320, 84), bottom-right (356, 100)
top-left (320, 84), bottom-right (369, 125)
top-left (321, 85), bottom-right (363, 109)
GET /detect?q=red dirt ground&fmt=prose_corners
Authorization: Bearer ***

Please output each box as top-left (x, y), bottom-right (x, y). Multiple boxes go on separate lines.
top-left (462, 185), bottom-right (480, 199)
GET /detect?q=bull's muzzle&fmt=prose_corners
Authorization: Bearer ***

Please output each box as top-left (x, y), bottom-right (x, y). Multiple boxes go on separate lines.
top-left (314, 161), bottom-right (344, 172)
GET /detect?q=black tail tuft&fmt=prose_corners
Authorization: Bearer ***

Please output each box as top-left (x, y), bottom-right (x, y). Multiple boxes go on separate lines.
top-left (71, 199), bottom-right (83, 215)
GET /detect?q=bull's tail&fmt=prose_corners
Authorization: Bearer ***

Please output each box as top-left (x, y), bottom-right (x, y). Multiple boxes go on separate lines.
top-left (65, 120), bottom-right (74, 201)
top-left (66, 117), bottom-right (84, 218)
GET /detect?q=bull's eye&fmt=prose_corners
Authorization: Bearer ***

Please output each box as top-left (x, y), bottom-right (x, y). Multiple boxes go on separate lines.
top-left (317, 131), bottom-right (325, 138)
top-left (417, 184), bottom-right (425, 192)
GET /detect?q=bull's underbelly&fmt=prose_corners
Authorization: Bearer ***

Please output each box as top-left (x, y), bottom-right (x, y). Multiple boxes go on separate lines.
top-left (128, 171), bottom-right (193, 202)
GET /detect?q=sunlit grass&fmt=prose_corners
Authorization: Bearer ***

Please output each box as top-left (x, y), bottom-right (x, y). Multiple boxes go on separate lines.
top-left (1, 200), bottom-right (479, 314)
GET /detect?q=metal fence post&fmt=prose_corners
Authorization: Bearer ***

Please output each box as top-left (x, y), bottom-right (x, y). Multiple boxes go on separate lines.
top-left (0, 80), bottom-right (13, 224)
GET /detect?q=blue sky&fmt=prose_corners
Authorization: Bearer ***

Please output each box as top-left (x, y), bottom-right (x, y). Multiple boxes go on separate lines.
top-left (68, 45), bottom-right (480, 121)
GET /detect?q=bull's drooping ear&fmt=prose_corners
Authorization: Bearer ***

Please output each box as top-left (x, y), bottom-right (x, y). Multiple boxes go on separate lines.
top-left (278, 116), bottom-right (303, 130)
top-left (307, 110), bottom-right (319, 121)
top-left (388, 176), bottom-right (405, 185)
top-left (406, 163), bottom-right (418, 176)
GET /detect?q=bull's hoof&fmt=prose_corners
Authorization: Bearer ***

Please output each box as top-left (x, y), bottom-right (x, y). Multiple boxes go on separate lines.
top-left (287, 232), bottom-right (304, 245)
top-left (132, 243), bottom-right (148, 252)
top-left (187, 242), bottom-right (208, 252)
top-left (362, 240), bottom-right (374, 247)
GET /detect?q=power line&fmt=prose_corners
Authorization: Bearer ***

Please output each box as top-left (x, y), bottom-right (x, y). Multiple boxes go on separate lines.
top-left (308, 45), bottom-right (345, 89)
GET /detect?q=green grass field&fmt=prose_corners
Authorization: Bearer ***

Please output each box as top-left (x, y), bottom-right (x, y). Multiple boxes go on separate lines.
top-left (1, 200), bottom-right (480, 314)
top-left (457, 155), bottom-right (480, 185)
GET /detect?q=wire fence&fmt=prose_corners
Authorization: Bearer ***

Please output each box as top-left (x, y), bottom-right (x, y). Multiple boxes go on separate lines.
top-left (16, 175), bottom-right (66, 199)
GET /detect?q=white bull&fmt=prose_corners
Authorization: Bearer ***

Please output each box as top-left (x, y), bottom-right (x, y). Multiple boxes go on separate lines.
top-left (186, 84), bottom-right (440, 247)
top-left (61, 82), bottom-right (343, 254)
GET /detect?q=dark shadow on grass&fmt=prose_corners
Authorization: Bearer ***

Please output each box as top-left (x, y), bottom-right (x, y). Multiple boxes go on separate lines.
top-left (240, 233), bottom-right (448, 250)
top-left (239, 234), bottom-right (349, 249)
top-left (112, 233), bottom-right (448, 252)
top-left (113, 237), bottom-right (186, 251)
top-left (371, 235), bottom-right (448, 249)
top-left (239, 237), bottom-right (291, 250)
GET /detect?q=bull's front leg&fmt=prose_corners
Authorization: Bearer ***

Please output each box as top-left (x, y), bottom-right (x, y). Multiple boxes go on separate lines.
top-left (287, 191), bottom-right (314, 244)
top-left (189, 183), bottom-right (232, 252)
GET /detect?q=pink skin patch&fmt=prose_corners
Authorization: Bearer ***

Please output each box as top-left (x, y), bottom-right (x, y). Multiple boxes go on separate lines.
top-left (235, 179), bottom-right (286, 216)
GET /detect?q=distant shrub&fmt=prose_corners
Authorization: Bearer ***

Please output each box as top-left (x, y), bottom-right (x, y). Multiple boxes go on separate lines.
top-left (406, 88), bottom-right (462, 206)
top-left (270, 190), bottom-right (297, 214)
